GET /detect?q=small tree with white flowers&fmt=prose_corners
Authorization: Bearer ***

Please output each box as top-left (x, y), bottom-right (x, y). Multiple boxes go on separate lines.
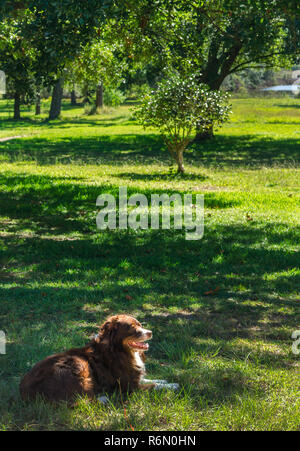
top-left (136, 73), bottom-right (230, 173)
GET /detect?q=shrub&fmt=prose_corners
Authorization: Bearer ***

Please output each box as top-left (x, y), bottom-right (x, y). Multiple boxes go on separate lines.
top-left (135, 73), bottom-right (230, 173)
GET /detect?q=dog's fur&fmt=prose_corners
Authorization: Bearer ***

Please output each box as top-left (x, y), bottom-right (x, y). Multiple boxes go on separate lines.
top-left (19, 314), bottom-right (154, 403)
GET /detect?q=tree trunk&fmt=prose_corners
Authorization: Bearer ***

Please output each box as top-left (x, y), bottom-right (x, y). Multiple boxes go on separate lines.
top-left (175, 149), bottom-right (185, 173)
top-left (195, 43), bottom-right (242, 142)
top-left (82, 83), bottom-right (90, 107)
top-left (194, 78), bottom-right (218, 142)
top-left (71, 89), bottom-right (77, 106)
top-left (49, 78), bottom-right (63, 120)
top-left (35, 91), bottom-right (41, 115)
top-left (14, 92), bottom-right (21, 120)
top-left (95, 81), bottom-right (103, 111)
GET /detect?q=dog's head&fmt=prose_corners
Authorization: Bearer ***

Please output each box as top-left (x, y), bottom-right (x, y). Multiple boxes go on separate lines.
top-left (98, 314), bottom-right (152, 352)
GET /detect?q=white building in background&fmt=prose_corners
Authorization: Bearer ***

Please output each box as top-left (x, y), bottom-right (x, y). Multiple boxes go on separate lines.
top-left (262, 85), bottom-right (300, 93)
top-left (292, 70), bottom-right (300, 85)
top-left (260, 69), bottom-right (300, 95)
top-left (0, 70), bottom-right (6, 95)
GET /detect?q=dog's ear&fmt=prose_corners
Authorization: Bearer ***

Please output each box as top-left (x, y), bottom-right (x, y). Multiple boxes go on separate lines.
top-left (95, 321), bottom-right (110, 345)
top-left (98, 318), bottom-right (118, 340)
top-left (97, 316), bottom-right (121, 348)
top-left (99, 320), bottom-right (111, 336)
top-left (108, 320), bottom-right (119, 346)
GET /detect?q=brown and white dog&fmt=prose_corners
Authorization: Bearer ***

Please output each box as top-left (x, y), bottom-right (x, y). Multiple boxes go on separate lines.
top-left (20, 314), bottom-right (178, 404)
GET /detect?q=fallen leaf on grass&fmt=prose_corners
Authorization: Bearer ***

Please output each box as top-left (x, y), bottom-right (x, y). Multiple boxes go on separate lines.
top-left (204, 286), bottom-right (220, 296)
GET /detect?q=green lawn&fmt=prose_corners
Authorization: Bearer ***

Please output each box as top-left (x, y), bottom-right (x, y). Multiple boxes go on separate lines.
top-left (0, 96), bottom-right (299, 431)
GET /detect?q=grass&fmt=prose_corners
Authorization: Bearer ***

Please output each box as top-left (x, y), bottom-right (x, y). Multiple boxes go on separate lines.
top-left (0, 96), bottom-right (299, 431)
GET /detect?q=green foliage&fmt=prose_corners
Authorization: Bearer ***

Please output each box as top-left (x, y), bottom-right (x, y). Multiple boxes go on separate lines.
top-left (121, 0), bottom-right (300, 90)
top-left (65, 25), bottom-right (128, 110)
top-left (103, 87), bottom-right (125, 107)
top-left (136, 73), bottom-right (230, 171)
top-left (0, 10), bottom-right (37, 118)
top-left (68, 38), bottom-right (126, 90)
top-left (5, 1), bottom-right (116, 86)
top-left (126, 83), bottom-right (151, 99)
top-left (137, 74), bottom-right (230, 134)
top-left (110, 0), bottom-right (300, 138)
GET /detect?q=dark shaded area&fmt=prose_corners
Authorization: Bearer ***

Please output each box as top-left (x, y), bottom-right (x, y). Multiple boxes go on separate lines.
top-left (274, 103), bottom-right (300, 109)
top-left (188, 134), bottom-right (300, 167)
top-left (0, 129), bottom-right (299, 167)
top-left (116, 172), bottom-right (208, 182)
top-left (0, 134), bottom-right (165, 165)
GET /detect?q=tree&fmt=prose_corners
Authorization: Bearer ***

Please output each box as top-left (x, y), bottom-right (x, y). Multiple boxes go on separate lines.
top-left (1, 0), bottom-right (117, 119)
top-left (120, 0), bottom-right (300, 139)
top-left (135, 73), bottom-right (230, 173)
top-left (0, 11), bottom-right (36, 119)
top-left (68, 35), bottom-right (126, 113)
top-left (0, 1), bottom-right (116, 119)
top-left (49, 78), bottom-right (64, 119)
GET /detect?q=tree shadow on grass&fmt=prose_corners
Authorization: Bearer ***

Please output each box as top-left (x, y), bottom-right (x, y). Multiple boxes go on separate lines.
top-left (0, 134), bottom-right (165, 165)
top-left (274, 103), bottom-right (300, 109)
top-left (189, 134), bottom-right (300, 167)
top-left (0, 115), bottom-right (130, 131)
top-left (1, 132), bottom-right (299, 167)
top-left (115, 172), bottom-right (208, 182)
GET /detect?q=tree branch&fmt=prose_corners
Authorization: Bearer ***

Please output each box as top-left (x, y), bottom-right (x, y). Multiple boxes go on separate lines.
top-left (229, 49), bottom-right (300, 74)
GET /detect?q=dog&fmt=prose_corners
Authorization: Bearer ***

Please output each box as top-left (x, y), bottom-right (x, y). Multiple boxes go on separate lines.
top-left (20, 314), bottom-right (178, 403)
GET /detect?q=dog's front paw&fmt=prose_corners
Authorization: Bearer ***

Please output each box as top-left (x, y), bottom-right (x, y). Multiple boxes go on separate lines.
top-left (143, 378), bottom-right (168, 384)
top-left (151, 379), bottom-right (169, 384)
top-left (154, 382), bottom-right (179, 391)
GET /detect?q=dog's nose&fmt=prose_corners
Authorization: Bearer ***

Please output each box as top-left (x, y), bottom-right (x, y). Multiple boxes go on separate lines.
top-left (145, 329), bottom-right (152, 339)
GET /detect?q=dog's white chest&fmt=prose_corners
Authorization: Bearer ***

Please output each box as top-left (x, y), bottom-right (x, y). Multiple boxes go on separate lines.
top-left (134, 352), bottom-right (145, 371)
